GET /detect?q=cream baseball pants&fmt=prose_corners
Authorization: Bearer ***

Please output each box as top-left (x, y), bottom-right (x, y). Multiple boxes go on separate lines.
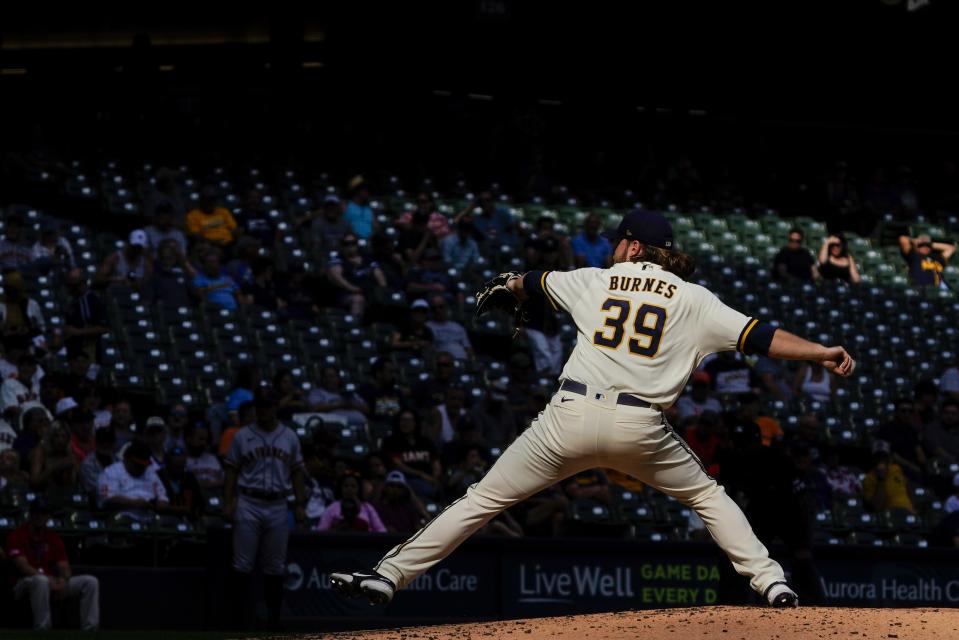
top-left (376, 383), bottom-right (785, 596)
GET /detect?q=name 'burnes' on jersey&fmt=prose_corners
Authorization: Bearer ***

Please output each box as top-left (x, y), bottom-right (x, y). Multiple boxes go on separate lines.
top-left (608, 276), bottom-right (677, 299)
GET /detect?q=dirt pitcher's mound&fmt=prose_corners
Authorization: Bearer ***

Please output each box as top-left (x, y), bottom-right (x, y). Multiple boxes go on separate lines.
top-left (315, 606), bottom-right (959, 639)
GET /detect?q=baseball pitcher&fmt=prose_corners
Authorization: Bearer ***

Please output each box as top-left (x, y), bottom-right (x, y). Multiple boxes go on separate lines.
top-left (333, 209), bottom-right (855, 608)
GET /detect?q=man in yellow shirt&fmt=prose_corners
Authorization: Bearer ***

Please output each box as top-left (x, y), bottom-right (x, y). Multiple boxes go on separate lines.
top-left (186, 186), bottom-right (238, 246)
top-left (862, 440), bottom-right (914, 513)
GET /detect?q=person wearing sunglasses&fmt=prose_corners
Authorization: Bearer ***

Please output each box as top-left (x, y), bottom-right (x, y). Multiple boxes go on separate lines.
top-left (899, 232), bottom-right (956, 288)
top-left (772, 228), bottom-right (819, 282)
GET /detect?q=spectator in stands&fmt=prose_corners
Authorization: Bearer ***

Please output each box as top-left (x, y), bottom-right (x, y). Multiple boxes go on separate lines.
top-left (145, 203), bottom-right (188, 257)
top-left (440, 215), bottom-right (481, 270)
top-left (398, 192), bottom-right (451, 241)
top-left (683, 411), bottom-right (726, 473)
top-left (382, 409), bottom-right (442, 500)
top-left (315, 472), bottom-right (386, 532)
top-left (791, 362), bottom-right (835, 404)
top-left (863, 440), bottom-right (914, 513)
top-left (737, 393), bottom-right (783, 447)
top-left (924, 398), bottom-right (959, 464)
top-left (146, 167), bottom-right (186, 220)
top-left (819, 447), bottom-right (862, 500)
top-left (447, 445), bottom-right (488, 497)
top-left (148, 238), bottom-right (196, 307)
top-left (0, 414), bottom-right (15, 453)
top-left (752, 355), bottom-right (792, 402)
top-left (0, 448), bottom-right (29, 492)
top-left (343, 177), bottom-right (377, 240)
top-left (79, 427), bottom-right (116, 499)
top-left (236, 189), bottom-right (278, 248)
top-left (914, 378), bottom-right (939, 427)
top-left (1, 355), bottom-right (40, 418)
top-left (30, 221), bottom-right (75, 272)
top-left (391, 299), bottom-right (434, 352)
top-left (0, 214), bottom-right (33, 271)
top-left (428, 385), bottom-right (468, 447)
top-left (361, 453), bottom-right (388, 505)
top-left (788, 411), bottom-right (827, 461)
top-left (817, 235), bottom-right (861, 283)
top-left (224, 236), bottom-right (260, 286)
top-left (676, 371), bottom-right (722, 422)
top-left (791, 443), bottom-right (832, 511)
top-left (63, 268), bottom-right (109, 363)
top-left (773, 228), bottom-right (819, 281)
top-left (522, 289), bottom-right (563, 376)
top-left (158, 445), bottom-right (203, 521)
top-left (425, 295), bottom-right (473, 361)
top-left (191, 249), bottom-right (241, 311)
top-left (6, 500), bottom-right (100, 630)
top-left (468, 378), bottom-right (516, 449)
top-left (369, 231), bottom-right (406, 291)
top-left (107, 398), bottom-right (136, 451)
top-left (325, 233), bottom-right (386, 316)
top-left (439, 415), bottom-right (488, 470)
top-left (308, 366), bottom-right (368, 426)
top-left (564, 469), bottom-right (611, 505)
top-left (946, 473), bottom-right (959, 514)
top-left (12, 405), bottom-right (51, 470)
top-left (98, 441), bottom-right (169, 521)
top-left (469, 190), bottom-right (516, 246)
top-left (524, 216), bottom-right (573, 271)
top-left (941, 357), bottom-right (959, 401)
top-left (412, 351), bottom-right (458, 410)
top-left (29, 422), bottom-right (78, 490)
top-left (300, 194), bottom-right (351, 254)
top-left (94, 229), bottom-right (152, 291)
top-left (166, 403), bottom-right (189, 450)
top-left (63, 350), bottom-right (97, 402)
top-left (276, 264), bottom-right (319, 321)
top-left (143, 416), bottom-right (167, 469)
top-left (227, 364), bottom-right (260, 413)
top-left (67, 410), bottom-right (94, 463)
top-left (185, 423), bottom-right (224, 488)
top-left (405, 249), bottom-right (454, 298)
top-left (38, 373), bottom-right (66, 418)
top-left (397, 208), bottom-right (439, 266)
top-left (373, 470), bottom-right (429, 534)
top-left (899, 233), bottom-right (956, 288)
top-left (242, 256), bottom-right (283, 311)
top-left (186, 186), bottom-right (239, 247)
top-left (571, 213), bottom-right (612, 268)
top-left (218, 401), bottom-right (254, 458)
top-left (704, 351), bottom-right (757, 396)
top-left (878, 397), bottom-right (927, 479)
top-left (273, 369), bottom-right (309, 419)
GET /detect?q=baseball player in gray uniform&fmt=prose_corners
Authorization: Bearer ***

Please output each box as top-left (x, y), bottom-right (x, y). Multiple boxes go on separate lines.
top-left (333, 209), bottom-right (855, 609)
top-left (224, 393), bottom-right (307, 630)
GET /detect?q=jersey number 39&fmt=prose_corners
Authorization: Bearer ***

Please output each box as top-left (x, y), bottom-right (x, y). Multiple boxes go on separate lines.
top-left (592, 299), bottom-right (667, 358)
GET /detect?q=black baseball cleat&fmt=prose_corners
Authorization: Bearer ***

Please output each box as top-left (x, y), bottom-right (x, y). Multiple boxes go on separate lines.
top-left (331, 571), bottom-right (396, 605)
top-left (764, 581), bottom-right (800, 608)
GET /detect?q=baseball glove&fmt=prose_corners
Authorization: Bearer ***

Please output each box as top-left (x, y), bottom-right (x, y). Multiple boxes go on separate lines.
top-left (475, 272), bottom-right (527, 336)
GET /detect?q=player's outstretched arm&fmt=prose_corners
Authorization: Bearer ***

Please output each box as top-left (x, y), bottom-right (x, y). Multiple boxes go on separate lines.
top-left (767, 328), bottom-right (855, 377)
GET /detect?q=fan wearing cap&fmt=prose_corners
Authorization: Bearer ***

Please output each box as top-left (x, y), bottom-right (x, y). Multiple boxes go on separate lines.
top-left (6, 499), bottom-right (100, 630)
top-left (186, 185), bottom-right (239, 246)
top-left (391, 299), bottom-right (435, 351)
top-left (333, 208), bottom-right (856, 609)
top-left (863, 439), bottom-right (915, 513)
top-left (94, 229), bottom-right (153, 291)
top-left (297, 193), bottom-right (351, 253)
top-left (899, 232), bottom-right (956, 287)
top-left (97, 440), bottom-right (169, 522)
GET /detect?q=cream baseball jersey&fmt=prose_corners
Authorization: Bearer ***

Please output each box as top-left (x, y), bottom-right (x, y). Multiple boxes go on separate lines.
top-left (525, 261), bottom-right (768, 406)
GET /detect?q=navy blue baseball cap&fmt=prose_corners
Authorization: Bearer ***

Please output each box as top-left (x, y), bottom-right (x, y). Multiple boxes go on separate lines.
top-left (602, 209), bottom-right (674, 250)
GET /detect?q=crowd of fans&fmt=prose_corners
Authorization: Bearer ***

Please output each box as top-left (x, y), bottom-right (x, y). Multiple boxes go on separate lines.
top-left (0, 163), bottom-right (957, 579)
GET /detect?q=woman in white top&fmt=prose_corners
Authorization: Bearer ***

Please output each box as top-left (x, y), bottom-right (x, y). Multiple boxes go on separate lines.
top-left (792, 362), bottom-right (834, 404)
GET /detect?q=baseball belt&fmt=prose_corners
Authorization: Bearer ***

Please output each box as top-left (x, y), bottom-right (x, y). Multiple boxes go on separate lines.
top-left (559, 379), bottom-right (652, 408)
top-left (238, 486), bottom-right (291, 502)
